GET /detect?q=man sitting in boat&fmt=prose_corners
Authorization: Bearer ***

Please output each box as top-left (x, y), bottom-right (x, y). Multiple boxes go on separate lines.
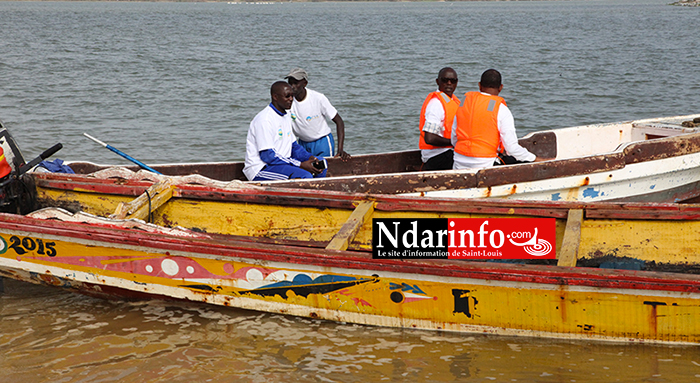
top-left (285, 68), bottom-right (350, 161)
top-left (451, 69), bottom-right (538, 169)
top-left (419, 67), bottom-right (460, 171)
top-left (243, 81), bottom-right (326, 181)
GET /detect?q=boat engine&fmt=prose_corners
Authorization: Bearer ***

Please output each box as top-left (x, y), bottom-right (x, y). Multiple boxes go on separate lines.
top-left (0, 121), bottom-right (60, 215)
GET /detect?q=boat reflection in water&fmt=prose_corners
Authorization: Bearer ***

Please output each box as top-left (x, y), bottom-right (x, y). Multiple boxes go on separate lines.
top-left (2, 278), bottom-right (698, 382)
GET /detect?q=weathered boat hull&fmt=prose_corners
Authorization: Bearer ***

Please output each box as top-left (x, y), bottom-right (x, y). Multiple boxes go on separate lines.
top-left (417, 152), bottom-right (700, 202)
top-left (2, 213), bottom-right (700, 344)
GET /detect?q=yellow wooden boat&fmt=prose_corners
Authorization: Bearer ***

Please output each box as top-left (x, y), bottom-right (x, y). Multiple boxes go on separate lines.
top-left (2, 190), bottom-right (700, 344)
top-left (0, 170), bottom-right (696, 344)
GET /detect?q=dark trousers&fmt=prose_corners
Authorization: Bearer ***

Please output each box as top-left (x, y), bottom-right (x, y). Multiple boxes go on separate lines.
top-left (423, 149), bottom-right (454, 171)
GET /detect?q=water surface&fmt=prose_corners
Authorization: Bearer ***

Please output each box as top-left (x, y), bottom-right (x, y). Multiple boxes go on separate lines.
top-left (0, 0), bottom-right (698, 165)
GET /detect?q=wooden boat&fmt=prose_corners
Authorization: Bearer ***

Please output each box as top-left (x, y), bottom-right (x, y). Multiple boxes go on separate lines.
top-left (3, 185), bottom-right (700, 344)
top-left (4, 117), bottom-right (700, 344)
top-left (62, 114), bottom-right (700, 203)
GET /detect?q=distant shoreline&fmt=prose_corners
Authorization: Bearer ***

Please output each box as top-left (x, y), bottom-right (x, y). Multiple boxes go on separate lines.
top-left (1, 0), bottom-right (698, 4)
top-left (0, 0), bottom-right (606, 2)
top-left (0, 0), bottom-right (557, 2)
top-left (0, 0), bottom-right (559, 1)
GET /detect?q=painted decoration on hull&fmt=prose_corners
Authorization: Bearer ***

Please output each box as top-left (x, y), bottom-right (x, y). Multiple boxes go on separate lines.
top-left (6, 236), bottom-right (437, 310)
top-left (236, 275), bottom-right (377, 298)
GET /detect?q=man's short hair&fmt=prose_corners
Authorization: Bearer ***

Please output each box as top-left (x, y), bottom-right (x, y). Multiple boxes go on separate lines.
top-left (480, 69), bottom-right (502, 89)
top-left (270, 81), bottom-right (290, 97)
top-left (437, 67), bottom-right (456, 79)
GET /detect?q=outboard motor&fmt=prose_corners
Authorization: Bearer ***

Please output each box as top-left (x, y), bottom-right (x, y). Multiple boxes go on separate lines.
top-left (0, 120), bottom-right (62, 214)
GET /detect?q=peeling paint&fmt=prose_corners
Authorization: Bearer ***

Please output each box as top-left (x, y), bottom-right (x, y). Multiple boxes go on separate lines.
top-left (582, 188), bottom-right (600, 198)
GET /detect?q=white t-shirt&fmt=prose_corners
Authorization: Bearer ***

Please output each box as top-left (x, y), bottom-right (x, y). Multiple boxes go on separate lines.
top-left (451, 93), bottom-right (536, 169)
top-left (421, 96), bottom-right (451, 163)
top-left (290, 88), bottom-right (338, 142)
top-left (243, 105), bottom-right (296, 180)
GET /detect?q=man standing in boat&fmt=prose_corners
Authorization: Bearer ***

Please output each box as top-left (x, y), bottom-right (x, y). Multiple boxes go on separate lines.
top-left (451, 69), bottom-right (537, 169)
top-left (285, 68), bottom-right (350, 161)
top-left (243, 81), bottom-right (326, 181)
top-left (419, 67), bottom-right (460, 171)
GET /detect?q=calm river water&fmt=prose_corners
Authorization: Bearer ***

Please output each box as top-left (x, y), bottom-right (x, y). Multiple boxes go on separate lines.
top-left (1, 0), bottom-right (700, 381)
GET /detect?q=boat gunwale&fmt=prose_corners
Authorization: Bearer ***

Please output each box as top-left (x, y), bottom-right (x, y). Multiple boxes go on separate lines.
top-left (32, 172), bottom-right (700, 220)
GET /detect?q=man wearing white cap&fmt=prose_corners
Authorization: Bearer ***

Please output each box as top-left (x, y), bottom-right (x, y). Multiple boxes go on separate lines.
top-left (285, 68), bottom-right (350, 161)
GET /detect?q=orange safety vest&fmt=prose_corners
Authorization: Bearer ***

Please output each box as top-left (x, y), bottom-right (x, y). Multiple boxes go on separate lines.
top-left (0, 147), bottom-right (12, 179)
top-left (454, 91), bottom-right (506, 158)
top-left (419, 91), bottom-right (460, 150)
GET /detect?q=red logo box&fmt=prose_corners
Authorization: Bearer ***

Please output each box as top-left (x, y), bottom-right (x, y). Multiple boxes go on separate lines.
top-left (372, 218), bottom-right (556, 260)
top-left (447, 218), bottom-right (556, 259)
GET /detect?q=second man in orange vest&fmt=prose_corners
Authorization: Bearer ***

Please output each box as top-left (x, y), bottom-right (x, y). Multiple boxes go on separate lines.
top-left (451, 69), bottom-right (537, 169)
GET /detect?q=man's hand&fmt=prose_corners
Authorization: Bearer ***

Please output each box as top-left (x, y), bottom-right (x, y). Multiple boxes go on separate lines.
top-left (424, 131), bottom-right (452, 148)
top-left (300, 157), bottom-right (322, 175)
top-left (335, 149), bottom-right (351, 161)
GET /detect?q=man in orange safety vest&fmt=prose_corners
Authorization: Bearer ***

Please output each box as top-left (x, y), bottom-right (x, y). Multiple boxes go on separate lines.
top-left (451, 69), bottom-right (538, 170)
top-left (418, 67), bottom-right (460, 171)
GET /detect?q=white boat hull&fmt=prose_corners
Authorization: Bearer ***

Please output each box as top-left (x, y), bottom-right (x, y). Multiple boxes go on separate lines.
top-left (418, 151), bottom-right (700, 202)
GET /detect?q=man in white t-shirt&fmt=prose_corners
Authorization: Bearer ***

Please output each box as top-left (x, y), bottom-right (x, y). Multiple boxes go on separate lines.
top-left (285, 68), bottom-right (350, 161)
top-left (243, 81), bottom-right (325, 181)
